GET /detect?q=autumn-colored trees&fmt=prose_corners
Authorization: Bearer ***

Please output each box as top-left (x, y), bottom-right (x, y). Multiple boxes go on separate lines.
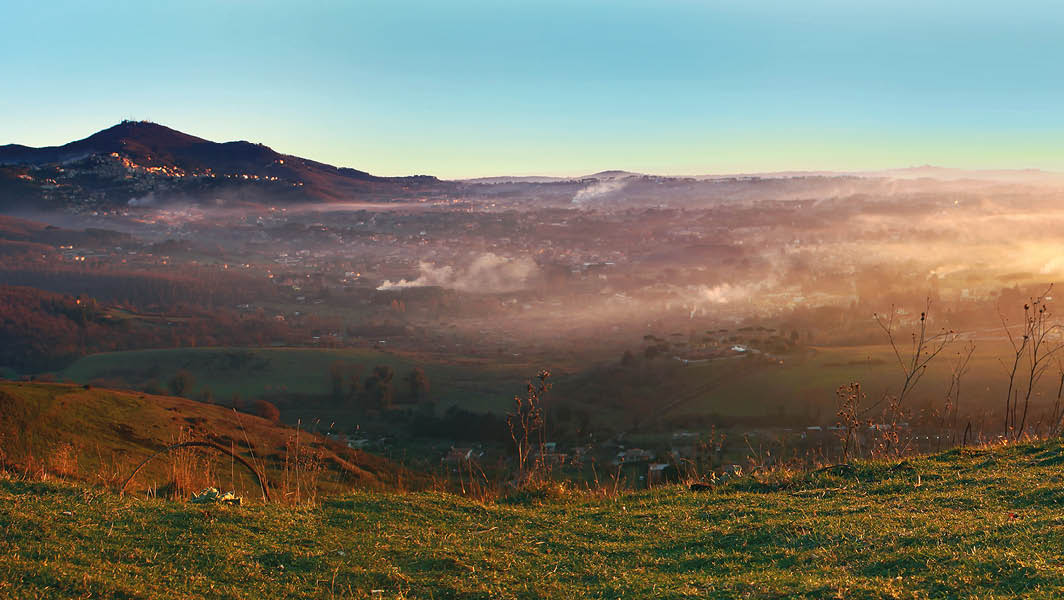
top-left (0, 285), bottom-right (342, 373)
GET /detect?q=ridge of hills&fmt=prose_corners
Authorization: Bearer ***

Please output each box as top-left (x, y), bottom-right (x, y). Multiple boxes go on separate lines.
top-left (0, 121), bottom-right (449, 209)
top-left (8, 122), bottom-right (1064, 212)
top-left (0, 121), bottom-right (417, 184)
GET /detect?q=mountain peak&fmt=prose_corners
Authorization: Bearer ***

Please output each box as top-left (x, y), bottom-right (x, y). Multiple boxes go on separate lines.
top-left (0, 121), bottom-right (447, 208)
top-left (84, 120), bottom-right (207, 147)
top-left (584, 170), bottom-right (641, 180)
top-left (68, 121), bottom-right (214, 162)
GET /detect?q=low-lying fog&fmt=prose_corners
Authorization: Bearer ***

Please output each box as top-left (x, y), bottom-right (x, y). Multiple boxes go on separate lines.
top-left (8, 170), bottom-right (1064, 360)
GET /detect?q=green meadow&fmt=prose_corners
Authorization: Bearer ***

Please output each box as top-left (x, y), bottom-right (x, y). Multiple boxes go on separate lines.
top-left (4, 440), bottom-right (1064, 598)
top-left (54, 339), bottom-right (1048, 430)
top-left (59, 347), bottom-right (533, 414)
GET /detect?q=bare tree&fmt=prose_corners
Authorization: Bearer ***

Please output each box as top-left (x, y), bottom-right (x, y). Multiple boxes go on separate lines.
top-left (873, 298), bottom-right (955, 412)
top-left (999, 306), bottom-right (1029, 438)
top-left (998, 287), bottom-right (1061, 439)
top-left (835, 382), bottom-right (863, 462)
top-left (1047, 358), bottom-right (1064, 437)
top-left (944, 341), bottom-right (976, 438)
top-left (1016, 292), bottom-right (1061, 439)
top-left (507, 370), bottom-right (550, 486)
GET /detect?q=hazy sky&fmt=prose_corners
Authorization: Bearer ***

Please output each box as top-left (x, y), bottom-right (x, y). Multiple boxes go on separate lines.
top-left (2, 1), bottom-right (1063, 178)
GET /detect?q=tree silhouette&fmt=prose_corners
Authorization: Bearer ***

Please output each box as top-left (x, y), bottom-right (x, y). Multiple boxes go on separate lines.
top-left (405, 366), bottom-right (430, 402)
top-left (168, 370), bottom-right (195, 397)
top-left (363, 365), bottom-right (395, 410)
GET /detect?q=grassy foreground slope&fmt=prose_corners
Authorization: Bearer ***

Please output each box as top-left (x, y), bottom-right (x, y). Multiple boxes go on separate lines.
top-left (0, 382), bottom-right (424, 499)
top-left (5, 441), bottom-right (1064, 599)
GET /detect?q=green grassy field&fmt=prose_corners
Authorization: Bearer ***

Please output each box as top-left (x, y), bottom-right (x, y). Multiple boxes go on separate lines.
top-left (4, 440), bottom-right (1064, 598)
top-left (59, 347), bottom-right (535, 414)
top-left (670, 339), bottom-right (1041, 420)
top-left (52, 339), bottom-right (1055, 436)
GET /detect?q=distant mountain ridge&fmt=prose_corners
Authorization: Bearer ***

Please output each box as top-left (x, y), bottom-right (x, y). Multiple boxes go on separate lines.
top-left (467, 166), bottom-right (1064, 184)
top-left (0, 121), bottom-right (450, 209)
top-left (0, 121), bottom-right (400, 181)
top-left (693, 165), bottom-right (1064, 183)
top-left (4, 121), bottom-right (1062, 211)
top-left (461, 170), bottom-right (644, 184)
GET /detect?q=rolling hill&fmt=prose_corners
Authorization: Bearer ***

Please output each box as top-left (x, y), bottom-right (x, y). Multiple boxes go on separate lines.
top-left (0, 121), bottom-right (451, 208)
top-left (0, 381), bottom-right (427, 501)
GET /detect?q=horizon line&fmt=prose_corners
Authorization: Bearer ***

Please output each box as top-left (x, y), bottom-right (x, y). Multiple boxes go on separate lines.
top-left (5, 120), bottom-right (1063, 182)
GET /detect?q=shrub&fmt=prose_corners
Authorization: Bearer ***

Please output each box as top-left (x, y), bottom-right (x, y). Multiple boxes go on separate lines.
top-left (254, 399), bottom-right (281, 423)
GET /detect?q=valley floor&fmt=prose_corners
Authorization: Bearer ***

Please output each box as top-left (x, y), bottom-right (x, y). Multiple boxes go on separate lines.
top-left (4, 441), bottom-right (1064, 599)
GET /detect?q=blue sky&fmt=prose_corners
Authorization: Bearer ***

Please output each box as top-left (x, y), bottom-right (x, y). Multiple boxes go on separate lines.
top-left (2, 0), bottom-right (1062, 178)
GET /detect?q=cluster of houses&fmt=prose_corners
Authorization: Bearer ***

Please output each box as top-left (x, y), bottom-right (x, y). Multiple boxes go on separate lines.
top-left (431, 430), bottom-right (717, 486)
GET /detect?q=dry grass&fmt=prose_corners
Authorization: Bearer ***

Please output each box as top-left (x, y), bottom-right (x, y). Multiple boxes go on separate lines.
top-left (7, 439), bottom-right (1064, 598)
top-left (0, 381), bottom-right (428, 505)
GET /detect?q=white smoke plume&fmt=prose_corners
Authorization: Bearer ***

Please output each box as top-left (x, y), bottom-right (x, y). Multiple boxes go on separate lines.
top-left (665, 283), bottom-right (764, 318)
top-left (693, 283), bottom-right (751, 304)
top-left (127, 192), bottom-right (160, 207)
top-left (573, 179), bottom-right (629, 204)
top-left (378, 253), bottom-right (540, 293)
